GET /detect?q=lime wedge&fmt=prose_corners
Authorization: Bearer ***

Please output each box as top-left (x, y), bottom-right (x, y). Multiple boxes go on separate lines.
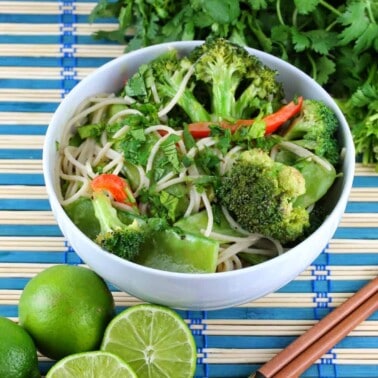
top-left (46, 351), bottom-right (137, 378)
top-left (101, 304), bottom-right (197, 378)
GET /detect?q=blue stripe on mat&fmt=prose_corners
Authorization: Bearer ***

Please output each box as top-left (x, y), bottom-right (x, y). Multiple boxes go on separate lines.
top-left (0, 126), bottom-right (48, 135)
top-left (0, 103), bottom-right (59, 112)
top-left (0, 252), bottom-right (82, 264)
top-left (0, 150), bottom-right (42, 159)
top-left (0, 225), bottom-right (62, 236)
top-left (0, 199), bottom-right (50, 210)
top-left (352, 176), bottom-right (378, 187)
top-left (346, 202), bottom-right (378, 212)
top-left (334, 228), bottom-right (378, 239)
top-left (0, 174), bottom-right (44, 185)
top-left (0, 56), bottom-right (113, 67)
top-left (0, 79), bottom-right (61, 89)
top-left (0, 36), bottom-right (60, 44)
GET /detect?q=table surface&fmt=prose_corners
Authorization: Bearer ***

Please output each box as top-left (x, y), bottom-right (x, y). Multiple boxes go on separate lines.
top-left (0, 1), bottom-right (377, 377)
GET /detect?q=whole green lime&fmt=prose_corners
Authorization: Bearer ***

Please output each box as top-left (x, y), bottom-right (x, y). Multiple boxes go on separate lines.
top-left (18, 265), bottom-right (115, 360)
top-left (0, 316), bottom-right (40, 378)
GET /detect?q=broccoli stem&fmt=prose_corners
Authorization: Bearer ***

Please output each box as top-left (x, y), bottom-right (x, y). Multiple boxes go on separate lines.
top-left (180, 92), bottom-right (212, 122)
top-left (92, 191), bottom-right (124, 234)
top-left (211, 72), bottom-right (237, 119)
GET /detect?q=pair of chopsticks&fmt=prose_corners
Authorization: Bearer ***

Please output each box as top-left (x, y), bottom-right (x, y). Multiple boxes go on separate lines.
top-left (250, 276), bottom-right (378, 378)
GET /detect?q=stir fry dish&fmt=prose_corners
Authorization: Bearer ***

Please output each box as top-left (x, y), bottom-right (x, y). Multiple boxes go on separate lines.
top-left (57, 38), bottom-right (341, 273)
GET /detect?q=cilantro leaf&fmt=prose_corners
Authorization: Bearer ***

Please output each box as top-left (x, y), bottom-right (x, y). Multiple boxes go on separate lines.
top-left (315, 55), bottom-right (336, 85)
top-left (338, 1), bottom-right (378, 52)
top-left (294, 0), bottom-right (321, 15)
top-left (291, 28), bottom-right (310, 52)
top-left (160, 134), bottom-right (181, 172)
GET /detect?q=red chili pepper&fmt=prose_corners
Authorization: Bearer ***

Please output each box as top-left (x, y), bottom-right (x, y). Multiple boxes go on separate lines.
top-left (188, 96), bottom-right (304, 138)
top-left (264, 96), bottom-right (303, 134)
top-left (91, 174), bottom-right (136, 205)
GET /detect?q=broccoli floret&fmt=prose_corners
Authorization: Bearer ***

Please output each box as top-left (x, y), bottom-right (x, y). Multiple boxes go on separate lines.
top-left (190, 38), bottom-right (284, 120)
top-left (92, 191), bottom-right (148, 260)
top-left (281, 99), bottom-right (341, 165)
top-left (234, 57), bottom-right (284, 119)
top-left (125, 49), bottom-right (211, 123)
top-left (125, 38), bottom-right (284, 125)
top-left (217, 148), bottom-right (309, 244)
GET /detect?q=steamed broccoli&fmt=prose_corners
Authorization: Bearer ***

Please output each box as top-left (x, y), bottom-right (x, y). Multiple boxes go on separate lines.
top-left (124, 38), bottom-right (284, 125)
top-left (233, 54), bottom-right (284, 119)
top-left (217, 148), bottom-right (309, 244)
top-left (281, 99), bottom-right (341, 165)
top-left (92, 191), bottom-right (149, 260)
top-left (125, 49), bottom-right (211, 123)
top-left (190, 38), bottom-right (284, 120)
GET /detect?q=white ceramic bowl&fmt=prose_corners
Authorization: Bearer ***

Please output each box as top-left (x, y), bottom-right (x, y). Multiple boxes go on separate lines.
top-left (43, 41), bottom-right (355, 310)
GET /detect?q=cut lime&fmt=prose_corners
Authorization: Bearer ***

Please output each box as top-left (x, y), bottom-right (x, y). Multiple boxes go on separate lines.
top-left (45, 351), bottom-right (137, 378)
top-left (101, 304), bottom-right (197, 378)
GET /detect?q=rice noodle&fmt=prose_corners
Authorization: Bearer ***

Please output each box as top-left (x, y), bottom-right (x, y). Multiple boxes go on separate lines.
top-left (63, 146), bottom-right (88, 176)
top-left (113, 125), bottom-right (130, 139)
top-left (155, 176), bottom-right (188, 192)
top-left (107, 108), bottom-right (142, 125)
top-left (201, 192), bottom-right (213, 237)
top-left (220, 145), bottom-right (242, 175)
top-left (144, 125), bottom-right (182, 136)
top-left (157, 64), bottom-right (195, 118)
top-left (133, 165), bottom-right (148, 196)
top-left (221, 206), bottom-right (251, 236)
top-left (208, 231), bottom-right (261, 244)
top-left (67, 97), bottom-right (133, 130)
top-left (183, 186), bottom-right (197, 217)
top-left (146, 133), bottom-right (170, 174)
top-left (278, 141), bottom-right (334, 171)
top-left (217, 239), bottom-right (254, 265)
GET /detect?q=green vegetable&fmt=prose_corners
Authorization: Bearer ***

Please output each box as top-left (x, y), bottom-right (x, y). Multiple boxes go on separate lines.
top-left (64, 197), bottom-right (100, 240)
top-left (336, 64), bottom-right (378, 170)
top-left (77, 123), bottom-right (104, 139)
top-left (281, 99), bottom-right (341, 165)
top-left (124, 37), bottom-right (284, 129)
top-left (175, 208), bottom-right (242, 238)
top-left (90, 0), bottom-right (378, 168)
top-left (92, 191), bottom-right (148, 260)
top-left (66, 194), bottom-right (218, 273)
top-left (124, 49), bottom-right (211, 123)
top-left (293, 157), bottom-right (337, 209)
top-left (189, 38), bottom-right (284, 120)
top-left (217, 148), bottom-right (310, 244)
top-left (134, 229), bottom-right (219, 273)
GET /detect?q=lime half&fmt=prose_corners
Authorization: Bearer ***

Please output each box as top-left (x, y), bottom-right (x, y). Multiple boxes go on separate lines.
top-left (46, 351), bottom-right (137, 378)
top-left (101, 304), bottom-right (197, 378)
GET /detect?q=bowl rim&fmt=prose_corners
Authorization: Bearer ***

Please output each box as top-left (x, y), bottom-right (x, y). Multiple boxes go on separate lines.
top-left (43, 40), bottom-right (355, 280)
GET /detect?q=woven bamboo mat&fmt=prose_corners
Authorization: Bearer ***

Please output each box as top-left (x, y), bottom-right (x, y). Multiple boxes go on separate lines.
top-left (0, 1), bottom-right (377, 377)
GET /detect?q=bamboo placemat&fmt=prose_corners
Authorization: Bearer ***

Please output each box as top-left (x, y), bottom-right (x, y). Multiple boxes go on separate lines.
top-left (0, 1), bottom-right (377, 377)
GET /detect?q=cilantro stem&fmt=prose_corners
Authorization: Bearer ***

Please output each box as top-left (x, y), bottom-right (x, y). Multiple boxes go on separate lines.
top-left (319, 0), bottom-right (342, 17)
top-left (306, 52), bottom-right (317, 81)
top-left (292, 9), bottom-right (298, 27)
top-left (366, 1), bottom-right (377, 24)
top-left (370, 113), bottom-right (378, 122)
top-left (276, 0), bottom-right (285, 26)
top-left (325, 19), bottom-right (338, 32)
top-left (367, 63), bottom-right (377, 83)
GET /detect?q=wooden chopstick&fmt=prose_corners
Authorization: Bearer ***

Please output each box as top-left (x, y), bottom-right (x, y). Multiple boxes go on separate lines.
top-left (250, 276), bottom-right (378, 378)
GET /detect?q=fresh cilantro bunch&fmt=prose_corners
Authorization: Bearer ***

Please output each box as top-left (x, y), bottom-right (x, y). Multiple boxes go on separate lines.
top-left (90, 0), bottom-right (378, 168)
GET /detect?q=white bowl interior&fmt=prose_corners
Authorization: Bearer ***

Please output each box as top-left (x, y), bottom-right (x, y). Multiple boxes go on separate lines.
top-left (43, 41), bottom-right (355, 310)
